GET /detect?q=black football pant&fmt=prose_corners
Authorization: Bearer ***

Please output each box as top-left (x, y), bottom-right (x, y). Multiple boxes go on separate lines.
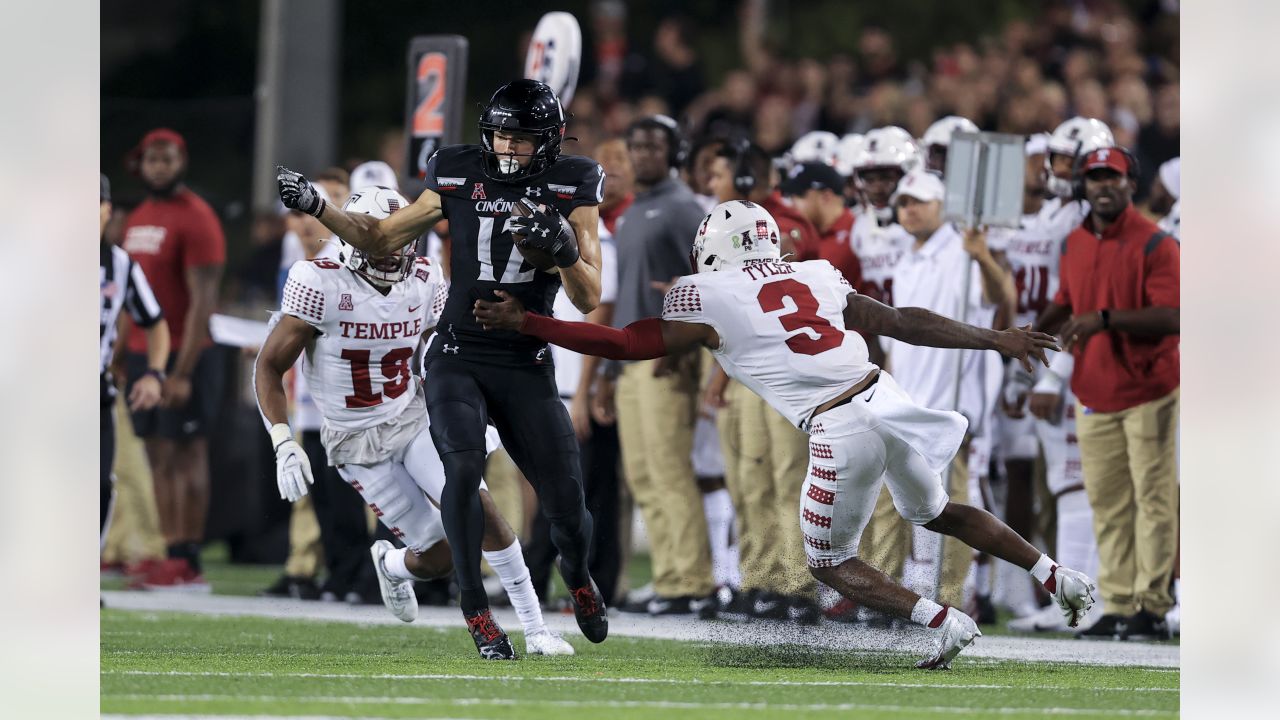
top-left (302, 431), bottom-right (374, 597)
top-left (101, 399), bottom-right (115, 546)
top-left (525, 416), bottom-right (623, 606)
top-left (425, 355), bottom-right (592, 614)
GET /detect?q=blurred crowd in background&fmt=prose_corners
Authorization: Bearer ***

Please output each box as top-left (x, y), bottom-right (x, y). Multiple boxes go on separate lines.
top-left (100, 0), bottom-right (1180, 639)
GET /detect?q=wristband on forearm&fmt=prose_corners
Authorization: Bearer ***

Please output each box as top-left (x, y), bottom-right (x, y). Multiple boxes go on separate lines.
top-left (269, 423), bottom-right (295, 451)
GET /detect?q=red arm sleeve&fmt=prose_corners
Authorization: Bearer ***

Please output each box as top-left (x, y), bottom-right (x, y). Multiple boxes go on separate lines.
top-left (519, 313), bottom-right (667, 360)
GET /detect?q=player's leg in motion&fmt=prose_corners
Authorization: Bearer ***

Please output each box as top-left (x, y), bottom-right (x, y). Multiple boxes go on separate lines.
top-left (423, 359), bottom-right (516, 658)
top-left (403, 427), bottom-right (574, 656)
top-left (337, 460), bottom-right (453, 622)
top-left (801, 429), bottom-right (981, 669)
top-left (488, 366), bottom-right (607, 644)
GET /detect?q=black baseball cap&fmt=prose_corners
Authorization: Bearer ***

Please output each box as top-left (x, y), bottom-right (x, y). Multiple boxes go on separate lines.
top-left (781, 161), bottom-right (844, 196)
top-left (101, 173), bottom-right (111, 202)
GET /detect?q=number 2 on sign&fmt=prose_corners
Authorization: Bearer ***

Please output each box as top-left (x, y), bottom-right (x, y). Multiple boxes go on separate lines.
top-left (757, 279), bottom-right (843, 355)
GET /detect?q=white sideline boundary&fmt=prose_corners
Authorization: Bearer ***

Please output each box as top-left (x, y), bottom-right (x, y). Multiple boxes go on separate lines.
top-left (100, 590), bottom-right (1179, 669)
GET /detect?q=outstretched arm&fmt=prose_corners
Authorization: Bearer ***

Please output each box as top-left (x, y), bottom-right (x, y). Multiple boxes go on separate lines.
top-left (278, 166), bottom-right (442, 256)
top-left (558, 205), bottom-right (603, 313)
top-left (843, 293), bottom-right (1059, 373)
top-left (473, 290), bottom-right (717, 359)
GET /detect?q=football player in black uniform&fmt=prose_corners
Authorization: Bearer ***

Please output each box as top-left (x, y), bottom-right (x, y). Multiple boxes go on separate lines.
top-left (277, 79), bottom-right (607, 660)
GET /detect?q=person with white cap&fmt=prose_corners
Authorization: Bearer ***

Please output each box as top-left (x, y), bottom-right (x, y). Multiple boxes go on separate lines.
top-left (884, 170), bottom-right (1016, 611)
top-left (1149, 157), bottom-right (1180, 241)
top-left (349, 160), bottom-right (399, 192)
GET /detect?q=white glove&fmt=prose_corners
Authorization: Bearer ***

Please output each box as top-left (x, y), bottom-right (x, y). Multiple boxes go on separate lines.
top-left (270, 423), bottom-right (314, 502)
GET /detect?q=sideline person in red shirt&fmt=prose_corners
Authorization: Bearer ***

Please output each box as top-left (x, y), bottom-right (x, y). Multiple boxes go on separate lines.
top-left (121, 128), bottom-right (227, 590)
top-left (1035, 146), bottom-right (1179, 641)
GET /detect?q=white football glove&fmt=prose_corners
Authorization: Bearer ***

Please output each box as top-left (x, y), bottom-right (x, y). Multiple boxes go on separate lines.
top-left (270, 423), bottom-right (314, 502)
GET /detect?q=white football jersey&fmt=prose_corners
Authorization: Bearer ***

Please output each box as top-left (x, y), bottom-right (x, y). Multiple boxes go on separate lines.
top-left (280, 257), bottom-right (447, 433)
top-left (990, 211), bottom-right (1061, 328)
top-left (1036, 196), bottom-right (1089, 246)
top-left (662, 259), bottom-right (877, 427)
top-left (850, 210), bottom-right (912, 305)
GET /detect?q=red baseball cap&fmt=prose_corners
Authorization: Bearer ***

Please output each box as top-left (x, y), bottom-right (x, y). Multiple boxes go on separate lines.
top-left (1082, 147), bottom-right (1130, 175)
top-left (126, 127), bottom-right (187, 176)
top-left (137, 127), bottom-right (187, 155)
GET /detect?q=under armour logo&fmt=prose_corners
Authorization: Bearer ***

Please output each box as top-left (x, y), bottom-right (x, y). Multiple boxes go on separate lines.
top-left (535, 223), bottom-right (551, 238)
top-left (443, 344), bottom-right (460, 354)
top-left (525, 186), bottom-right (542, 197)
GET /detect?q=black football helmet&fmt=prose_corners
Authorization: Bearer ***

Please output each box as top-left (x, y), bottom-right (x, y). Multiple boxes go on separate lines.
top-left (478, 79), bottom-right (566, 182)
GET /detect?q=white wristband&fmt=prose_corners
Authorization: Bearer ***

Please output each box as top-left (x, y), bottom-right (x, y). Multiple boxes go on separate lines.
top-left (269, 423), bottom-right (295, 450)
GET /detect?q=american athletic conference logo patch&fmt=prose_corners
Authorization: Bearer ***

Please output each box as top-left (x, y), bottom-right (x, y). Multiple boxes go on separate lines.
top-left (339, 293), bottom-right (354, 311)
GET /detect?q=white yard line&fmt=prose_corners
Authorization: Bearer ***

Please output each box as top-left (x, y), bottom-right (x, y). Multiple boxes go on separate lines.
top-left (101, 590), bottom-right (1179, 669)
top-left (106, 668), bottom-right (1177, 693)
top-left (103, 693), bottom-right (1177, 716)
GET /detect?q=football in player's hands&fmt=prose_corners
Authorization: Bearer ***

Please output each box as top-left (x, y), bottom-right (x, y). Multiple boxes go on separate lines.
top-left (507, 200), bottom-right (559, 271)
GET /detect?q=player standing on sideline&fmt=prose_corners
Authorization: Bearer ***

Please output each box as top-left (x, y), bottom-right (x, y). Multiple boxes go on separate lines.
top-left (475, 201), bottom-right (1096, 669)
top-left (101, 173), bottom-right (169, 550)
top-left (255, 187), bottom-right (574, 658)
top-left (121, 128), bottom-right (225, 590)
top-left (277, 79), bottom-right (607, 659)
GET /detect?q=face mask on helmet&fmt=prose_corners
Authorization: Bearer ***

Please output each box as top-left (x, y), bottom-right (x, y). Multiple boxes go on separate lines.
top-left (340, 186), bottom-right (415, 287)
top-left (691, 201), bottom-right (783, 273)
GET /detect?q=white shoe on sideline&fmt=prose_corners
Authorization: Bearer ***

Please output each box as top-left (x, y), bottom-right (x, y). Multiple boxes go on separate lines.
top-left (526, 629), bottom-right (575, 656)
top-left (1047, 566), bottom-right (1096, 628)
top-left (917, 607), bottom-right (981, 670)
top-left (370, 540), bottom-right (417, 623)
top-left (1007, 603), bottom-right (1071, 633)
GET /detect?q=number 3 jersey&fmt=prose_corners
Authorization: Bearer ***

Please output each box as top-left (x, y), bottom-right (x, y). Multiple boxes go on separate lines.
top-left (279, 257), bottom-right (446, 434)
top-left (662, 259), bottom-right (878, 427)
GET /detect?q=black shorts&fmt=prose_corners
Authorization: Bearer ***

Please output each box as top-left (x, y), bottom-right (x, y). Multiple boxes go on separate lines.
top-left (125, 347), bottom-right (226, 439)
top-left (424, 354), bottom-right (581, 498)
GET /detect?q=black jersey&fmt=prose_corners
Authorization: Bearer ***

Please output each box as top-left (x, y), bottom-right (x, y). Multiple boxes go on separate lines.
top-left (424, 144), bottom-right (603, 365)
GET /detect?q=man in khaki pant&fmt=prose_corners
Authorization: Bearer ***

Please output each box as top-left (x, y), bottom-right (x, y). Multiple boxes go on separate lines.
top-left (612, 353), bottom-right (715, 612)
top-left (1035, 146), bottom-right (1179, 640)
top-left (601, 115), bottom-right (717, 616)
top-left (709, 374), bottom-right (816, 621)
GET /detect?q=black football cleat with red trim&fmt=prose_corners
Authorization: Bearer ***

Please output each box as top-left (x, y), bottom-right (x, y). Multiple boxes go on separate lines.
top-left (463, 608), bottom-right (517, 660)
top-left (562, 572), bottom-right (609, 643)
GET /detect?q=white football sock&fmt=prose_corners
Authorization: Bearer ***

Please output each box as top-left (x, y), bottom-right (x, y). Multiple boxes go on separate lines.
top-left (1055, 490), bottom-right (1100, 578)
top-left (483, 540), bottom-right (544, 635)
top-left (382, 546), bottom-right (415, 582)
top-left (974, 560), bottom-right (992, 596)
top-left (702, 488), bottom-right (736, 588)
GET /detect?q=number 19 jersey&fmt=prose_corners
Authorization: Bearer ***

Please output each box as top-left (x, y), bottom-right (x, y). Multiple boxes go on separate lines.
top-left (280, 257), bottom-right (446, 432)
top-left (661, 259), bottom-right (877, 427)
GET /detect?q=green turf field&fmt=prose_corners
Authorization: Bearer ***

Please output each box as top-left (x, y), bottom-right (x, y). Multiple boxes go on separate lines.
top-left (101, 610), bottom-right (1178, 719)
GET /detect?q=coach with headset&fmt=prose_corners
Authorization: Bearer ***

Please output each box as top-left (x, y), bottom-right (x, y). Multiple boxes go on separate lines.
top-left (598, 115), bottom-right (717, 617)
top-left (1036, 146), bottom-right (1180, 640)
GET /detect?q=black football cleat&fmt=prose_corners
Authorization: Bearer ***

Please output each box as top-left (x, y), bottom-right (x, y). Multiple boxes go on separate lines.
top-left (463, 608), bottom-right (517, 660)
top-left (566, 579), bottom-right (609, 643)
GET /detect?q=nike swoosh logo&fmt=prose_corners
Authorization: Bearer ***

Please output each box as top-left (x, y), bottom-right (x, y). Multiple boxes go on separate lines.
top-left (408, 304), bottom-right (422, 313)
top-left (863, 386), bottom-right (877, 402)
